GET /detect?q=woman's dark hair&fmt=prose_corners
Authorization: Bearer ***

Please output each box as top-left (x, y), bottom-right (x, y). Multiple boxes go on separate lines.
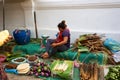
top-left (57, 20), bottom-right (67, 29)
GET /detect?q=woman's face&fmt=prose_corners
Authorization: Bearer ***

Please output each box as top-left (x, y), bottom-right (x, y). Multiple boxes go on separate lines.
top-left (58, 27), bottom-right (63, 32)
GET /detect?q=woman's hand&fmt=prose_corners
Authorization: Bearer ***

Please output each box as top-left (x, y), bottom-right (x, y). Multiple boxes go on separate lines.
top-left (51, 43), bottom-right (58, 47)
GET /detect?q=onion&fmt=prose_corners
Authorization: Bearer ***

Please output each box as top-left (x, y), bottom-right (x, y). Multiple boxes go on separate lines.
top-left (35, 73), bottom-right (39, 77)
top-left (41, 72), bottom-right (45, 76)
top-left (37, 63), bottom-right (40, 66)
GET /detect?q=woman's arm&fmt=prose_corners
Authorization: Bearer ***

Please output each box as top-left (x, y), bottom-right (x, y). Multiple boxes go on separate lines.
top-left (51, 36), bottom-right (68, 47)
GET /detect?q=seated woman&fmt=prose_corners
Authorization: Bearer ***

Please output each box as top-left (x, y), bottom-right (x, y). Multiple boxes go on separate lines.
top-left (41, 20), bottom-right (70, 59)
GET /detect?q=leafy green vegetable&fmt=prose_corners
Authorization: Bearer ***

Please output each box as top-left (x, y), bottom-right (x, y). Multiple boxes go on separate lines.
top-left (105, 65), bottom-right (120, 80)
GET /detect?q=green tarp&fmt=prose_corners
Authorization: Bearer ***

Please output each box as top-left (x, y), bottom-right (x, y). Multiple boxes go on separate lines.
top-left (12, 43), bottom-right (107, 65)
top-left (55, 49), bottom-right (77, 60)
top-left (12, 43), bottom-right (45, 55)
top-left (12, 43), bottom-right (77, 60)
top-left (78, 52), bottom-right (108, 65)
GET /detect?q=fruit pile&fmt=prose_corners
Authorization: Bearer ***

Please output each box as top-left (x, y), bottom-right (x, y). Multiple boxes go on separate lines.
top-left (0, 30), bottom-right (9, 46)
top-left (27, 62), bottom-right (51, 77)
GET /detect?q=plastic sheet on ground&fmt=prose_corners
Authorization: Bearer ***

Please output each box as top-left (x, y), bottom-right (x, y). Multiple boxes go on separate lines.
top-left (12, 43), bottom-right (45, 55)
top-left (78, 52), bottom-right (108, 65)
top-left (55, 49), bottom-right (77, 60)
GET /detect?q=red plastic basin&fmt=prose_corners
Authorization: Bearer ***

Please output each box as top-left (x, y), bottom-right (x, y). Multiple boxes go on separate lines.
top-left (0, 55), bottom-right (6, 62)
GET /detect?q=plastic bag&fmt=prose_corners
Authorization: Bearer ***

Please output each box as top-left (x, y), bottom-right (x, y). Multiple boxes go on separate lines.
top-left (104, 38), bottom-right (120, 52)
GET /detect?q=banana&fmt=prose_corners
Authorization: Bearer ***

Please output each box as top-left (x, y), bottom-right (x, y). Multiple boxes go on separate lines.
top-left (0, 30), bottom-right (9, 46)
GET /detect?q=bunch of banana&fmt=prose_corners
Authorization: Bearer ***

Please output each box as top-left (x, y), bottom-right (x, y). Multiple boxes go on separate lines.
top-left (0, 30), bottom-right (10, 46)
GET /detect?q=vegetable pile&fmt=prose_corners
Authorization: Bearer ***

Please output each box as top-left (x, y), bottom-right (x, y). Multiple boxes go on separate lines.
top-left (50, 60), bottom-right (73, 80)
top-left (73, 33), bottom-right (112, 55)
top-left (27, 61), bottom-right (51, 77)
top-left (105, 65), bottom-right (120, 80)
top-left (80, 63), bottom-right (104, 80)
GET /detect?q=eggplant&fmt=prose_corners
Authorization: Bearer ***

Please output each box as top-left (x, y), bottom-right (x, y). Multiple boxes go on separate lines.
top-left (33, 66), bottom-right (37, 71)
top-left (45, 73), bottom-right (49, 77)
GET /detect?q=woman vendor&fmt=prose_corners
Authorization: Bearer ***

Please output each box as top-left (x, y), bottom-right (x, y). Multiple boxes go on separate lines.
top-left (41, 20), bottom-right (70, 59)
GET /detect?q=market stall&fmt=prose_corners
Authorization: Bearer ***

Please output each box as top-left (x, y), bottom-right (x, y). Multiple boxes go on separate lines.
top-left (1, 0), bottom-right (120, 79)
top-left (1, 30), bottom-right (120, 80)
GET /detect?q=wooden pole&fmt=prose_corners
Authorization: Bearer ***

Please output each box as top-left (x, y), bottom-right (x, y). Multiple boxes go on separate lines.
top-left (32, 0), bottom-right (38, 39)
top-left (34, 10), bottom-right (38, 39)
top-left (3, 0), bottom-right (5, 30)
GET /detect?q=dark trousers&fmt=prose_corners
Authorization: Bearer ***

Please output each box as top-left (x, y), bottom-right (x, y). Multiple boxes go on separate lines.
top-left (45, 39), bottom-right (69, 56)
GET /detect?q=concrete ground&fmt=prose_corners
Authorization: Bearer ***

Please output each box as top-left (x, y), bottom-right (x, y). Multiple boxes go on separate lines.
top-left (7, 73), bottom-right (43, 80)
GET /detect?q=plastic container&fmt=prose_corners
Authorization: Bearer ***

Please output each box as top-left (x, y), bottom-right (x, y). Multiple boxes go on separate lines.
top-left (27, 55), bottom-right (39, 66)
top-left (11, 57), bottom-right (27, 64)
top-left (13, 29), bottom-right (31, 45)
top-left (5, 69), bottom-right (18, 74)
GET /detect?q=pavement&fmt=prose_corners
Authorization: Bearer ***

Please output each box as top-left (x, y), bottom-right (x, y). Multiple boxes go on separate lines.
top-left (7, 73), bottom-right (42, 80)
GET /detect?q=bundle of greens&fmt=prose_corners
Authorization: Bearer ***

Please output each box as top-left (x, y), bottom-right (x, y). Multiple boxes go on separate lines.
top-left (50, 60), bottom-right (73, 80)
top-left (105, 65), bottom-right (120, 80)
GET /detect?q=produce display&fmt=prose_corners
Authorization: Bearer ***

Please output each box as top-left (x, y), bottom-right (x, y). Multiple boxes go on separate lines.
top-left (73, 33), bottom-right (112, 55)
top-left (27, 55), bottom-right (37, 61)
top-left (72, 33), bottom-right (115, 65)
top-left (16, 63), bottom-right (30, 74)
top-left (50, 60), bottom-right (73, 80)
top-left (80, 63), bottom-right (104, 80)
top-left (11, 57), bottom-right (27, 64)
top-left (27, 61), bottom-right (51, 77)
top-left (6, 52), bottom-right (23, 62)
top-left (105, 65), bottom-right (120, 80)
top-left (53, 62), bottom-right (68, 72)
top-left (5, 63), bottom-right (18, 69)
top-left (26, 55), bottom-right (38, 65)
top-left (0, 30), bottom-right (9, 46)
top-left (1, 32), bottom-right (120, 80)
